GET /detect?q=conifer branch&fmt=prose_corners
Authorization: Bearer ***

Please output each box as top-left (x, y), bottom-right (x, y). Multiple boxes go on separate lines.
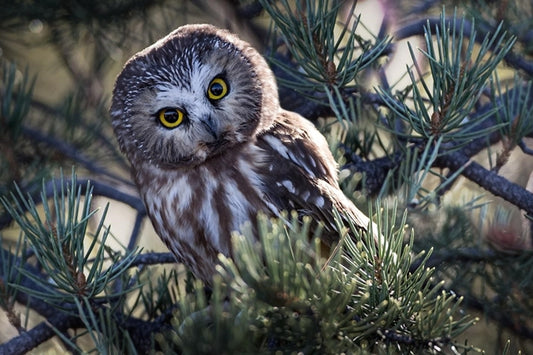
top-left (435, 150), bottom-right (533, 215)
top-left (20, 126), bottom-right (130, 186)
top-left (395, 17), bottom-right (533, 76)
top-left (0, 178), bottom-right (144, 229)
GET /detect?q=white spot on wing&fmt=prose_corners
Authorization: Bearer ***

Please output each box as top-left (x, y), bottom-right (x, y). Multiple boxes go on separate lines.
top-left (264, 200), bottom-right (281, 216)
top-left (281, 180), bottom-right (295, 194)
top-left (264, 135), bottom-right (316, 179)
top-left (291, 152), bottom-right (316, 178)
top-left (263, 135), bottom-right (289, 159)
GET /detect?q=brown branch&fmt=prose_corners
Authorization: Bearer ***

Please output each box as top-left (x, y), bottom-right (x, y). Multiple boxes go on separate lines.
top-left (435, 150), bottom-right (533, 216)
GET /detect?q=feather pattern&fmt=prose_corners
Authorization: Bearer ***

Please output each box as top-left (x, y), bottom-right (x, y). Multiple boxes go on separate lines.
top-left (110, 24), bottom-right (372, 283)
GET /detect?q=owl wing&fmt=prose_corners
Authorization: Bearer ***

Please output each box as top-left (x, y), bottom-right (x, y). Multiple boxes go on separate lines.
top-left (256, 110), bottom-right (371, 245)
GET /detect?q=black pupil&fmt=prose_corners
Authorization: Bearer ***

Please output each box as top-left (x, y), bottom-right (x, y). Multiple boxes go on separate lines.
top-left (164, 110), bottom-right (179, 123)
top-left (210, 82), bottom-right (223, 96)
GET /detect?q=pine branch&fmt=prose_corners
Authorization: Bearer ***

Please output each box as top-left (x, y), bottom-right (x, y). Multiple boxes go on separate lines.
top-left (0, 246), bottom-right (176, 353)
top-left (0, 178), bottom-right (144, 230)
top-left (410, 247), bottom-right (500, 271)
top-left (343, 141), bottom-right (533, 215)
top-left (341, 152), bottom-right (403, 196)
top-left (466, 296), bottom-right (533, 340)
top-left (129, 252), bottom-right (177, 266)
top-left (20, 126), bottom-right (130, 186)
top-left (435, 150), bottom-right (533, 215)
top-left (0, 291), bottom-right (173, 355)
top-left (410, 246), bottom-right (533, 341)
top-left (22, 95), bottom-right (130, 173)
top-left (163, 207), bottom-right (476, 353)
top-left (0, 312), bottom-right (82, 355)
top-left (395, 17), bottom-right (533, 76)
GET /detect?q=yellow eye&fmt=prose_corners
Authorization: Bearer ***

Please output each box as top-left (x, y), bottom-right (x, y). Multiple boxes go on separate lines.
top-left (158, 108), bottom-right (184, 128)
top-left (207, 77), bottom-right (228, 101)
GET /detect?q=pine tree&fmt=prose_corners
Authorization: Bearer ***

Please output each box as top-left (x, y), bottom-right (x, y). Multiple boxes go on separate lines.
top-left (1, 1), bottom-right (532, 353)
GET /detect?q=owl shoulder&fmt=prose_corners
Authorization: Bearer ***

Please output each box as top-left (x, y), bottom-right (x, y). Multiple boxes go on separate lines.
top-left (256, 110), bottom-right (338, 183)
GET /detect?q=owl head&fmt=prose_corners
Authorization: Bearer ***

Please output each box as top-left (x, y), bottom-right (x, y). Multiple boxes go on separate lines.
top-left (110, 24), bottom-right (280, 168)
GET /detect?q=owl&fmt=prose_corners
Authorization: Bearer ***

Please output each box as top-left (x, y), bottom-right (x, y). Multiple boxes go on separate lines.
top-left (110, 24), bottom-right (371, 282)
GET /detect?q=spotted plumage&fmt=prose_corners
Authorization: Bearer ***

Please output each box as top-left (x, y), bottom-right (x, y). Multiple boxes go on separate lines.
top-left (110, 24), bottom-right (371, 282)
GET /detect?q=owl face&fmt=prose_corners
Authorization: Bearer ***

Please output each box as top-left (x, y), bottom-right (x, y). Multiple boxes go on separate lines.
top-left (111, 24), bottom-right (280, 168)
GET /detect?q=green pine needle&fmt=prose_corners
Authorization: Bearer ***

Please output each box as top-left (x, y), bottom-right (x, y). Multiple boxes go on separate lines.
top-left (0, 171), bottom-right (141, 304)
top-left (163, 204), bottom-right (475, 354)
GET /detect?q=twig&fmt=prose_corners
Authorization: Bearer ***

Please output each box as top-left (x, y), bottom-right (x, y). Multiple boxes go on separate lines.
top-left (0, 178), bottom-right (144, 230)
top-left (342, 152), bottom-right (404, 196)
top-left (21, 126), bottom-right (132, 187)
top-left (465, 295), bottom-right (533, 340)
top-left (127, 212), bottom-right (146, 251)
top-left (128, 252), bottom-right (177, 266)
top-left (519, 140), bottom-right (533, 155)
top-left (435, 150), bottom-right (533, 216)
top-left (395, 17), bottom-right (533, 76)
top-left (410, 247), bottom-right (500, 272)
top-left (0, 312), bottom-right (82, 355)
top-left (0, 246), bottom-right (178, 354)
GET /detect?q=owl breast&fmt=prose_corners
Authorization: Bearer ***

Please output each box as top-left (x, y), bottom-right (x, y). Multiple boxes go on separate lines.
top-left (135, 143), bottom-right (271, 281)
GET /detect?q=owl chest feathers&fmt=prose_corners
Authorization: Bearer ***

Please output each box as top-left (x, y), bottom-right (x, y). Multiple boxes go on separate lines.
top-left (137, 141), bottom-right (273, 268)
top-left (134, 112), bottom-right (348, 280)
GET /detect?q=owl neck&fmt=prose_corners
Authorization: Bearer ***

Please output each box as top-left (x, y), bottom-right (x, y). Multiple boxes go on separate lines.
top-left (132, 142), bottom-right (269, 270)
top-left (132, 140), bottom-right (265, 194)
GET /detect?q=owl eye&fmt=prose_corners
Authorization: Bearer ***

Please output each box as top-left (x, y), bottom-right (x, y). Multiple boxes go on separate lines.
top-left (207, 77), bottom-right (229, 101)
top-left (158, 108), bottom-right (184, 128)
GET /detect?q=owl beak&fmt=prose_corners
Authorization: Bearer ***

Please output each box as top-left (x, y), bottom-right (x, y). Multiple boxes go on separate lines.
top-left (200, 115), bottom-right (219, 140)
